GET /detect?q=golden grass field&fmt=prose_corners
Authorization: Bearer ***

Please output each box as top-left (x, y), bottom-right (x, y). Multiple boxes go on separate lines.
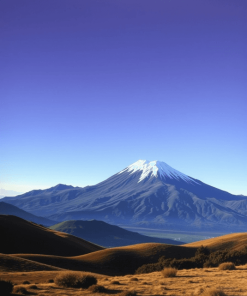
top-left (1, 265), bottom-right (247, 296)
top-left (185, 232), bottom-right (247, 252)
top-left (2, 216), bottom-right (247, 295)
top-left (9, 242), bottom-right (196, 275)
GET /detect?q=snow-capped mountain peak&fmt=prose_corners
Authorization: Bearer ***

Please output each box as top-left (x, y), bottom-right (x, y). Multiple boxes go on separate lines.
top-left (119, 160), bottom-right (197, 183)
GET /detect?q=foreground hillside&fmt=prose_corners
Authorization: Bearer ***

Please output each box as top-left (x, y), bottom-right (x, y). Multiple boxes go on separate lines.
top-left (50, 220), bottom-right (184, 247)
top-left (1, 266), bottom-right (247, 295)
top-left (0, 215), bottom-right (102, 256)
top-left (12, 243), bottom-right (196, 275)
top-left (1, 218), bottom-right (247, 295)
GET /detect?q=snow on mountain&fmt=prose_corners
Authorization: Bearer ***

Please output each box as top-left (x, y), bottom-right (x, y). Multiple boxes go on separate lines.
top-left (119, 160), bottom-right (198, 184)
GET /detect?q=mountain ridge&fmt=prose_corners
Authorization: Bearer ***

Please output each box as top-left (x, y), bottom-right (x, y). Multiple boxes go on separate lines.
top-left (0, 202), bottom-right (55, 226)
top-left (3, 160), bottom-right (247, 232)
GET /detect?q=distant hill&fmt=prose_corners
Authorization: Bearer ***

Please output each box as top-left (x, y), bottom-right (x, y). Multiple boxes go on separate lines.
top-left (0, 202), bottom-right (55, 226)
top-left (185, 232), bottom-right (247, 252)
top-left (0, 215), bottom-right (103, 256)
top-left (50, 220), bottom-right (184, 247)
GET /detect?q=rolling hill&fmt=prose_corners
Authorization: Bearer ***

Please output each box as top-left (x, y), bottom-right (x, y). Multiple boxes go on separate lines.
top-left (185, 232), bottom-right (247, 252)
top-left (0, 215), bottom-right (103, 256)
top-left (3, 160), bottom-right (247, 232)
top-left (0, 253), bottom-right (62, 272)
top-left (13, 243), bottom-right (197, 275)
top-left (50, 219), bottom-right (184, 247)
top-left (2, 215), bottom-right (247, 276)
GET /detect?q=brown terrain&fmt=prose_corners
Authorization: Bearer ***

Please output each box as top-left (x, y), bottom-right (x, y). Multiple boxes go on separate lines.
top-left (1, 266), bottom-right (247, 296)
top-left (1, 215), bottom-right (247, 295)
top-left (11, 243), bottom-right (196, 275)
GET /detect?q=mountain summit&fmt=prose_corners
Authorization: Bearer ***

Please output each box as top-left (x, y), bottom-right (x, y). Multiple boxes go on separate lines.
top-left (119, 160), bottom-right (197, 183)
top-left (3, 160), bottom-right (247, 232)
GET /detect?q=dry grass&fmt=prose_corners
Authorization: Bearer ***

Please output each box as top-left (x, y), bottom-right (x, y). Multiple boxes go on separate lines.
top-left (88, 284), bottom-right (107, 293)
top-left (161, 267), bottom-right (178, 278)
top-left (47, 279), bottom-right (54, 283)
top-left (201, 288), bottom-right (227, 296)
top-left (193, 287), bottom-right (205, 295)
top-left (118, 291), bottom-right (138, 296)
top-left (218, 262), bottom-right (236, 270)
top-left (0, 253), bottom-right (61, 272)
top-left (54, 271), bottom-right (97, 288)
top-left (111, 280), bottom-right (121, 284)
top-left (13, 285), bottom-right (29, 294)
top-left (29, 284), bottom-right (38, 289)
top-left (2, 265), bottom-right (247, 295)
top-left (185, 232), bottom-right (247, 252)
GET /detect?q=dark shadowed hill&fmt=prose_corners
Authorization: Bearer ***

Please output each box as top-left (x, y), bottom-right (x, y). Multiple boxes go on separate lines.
top-left (50, 219), bottom-right (184, 247)
top-left (0, 215), bottom-right (103, 256)
top-left (0, 202), bottom-right (55, 226)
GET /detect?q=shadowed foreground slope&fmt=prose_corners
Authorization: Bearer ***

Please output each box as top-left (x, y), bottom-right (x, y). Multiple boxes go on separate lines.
top-left (0, 215), bottom-right (103, 256)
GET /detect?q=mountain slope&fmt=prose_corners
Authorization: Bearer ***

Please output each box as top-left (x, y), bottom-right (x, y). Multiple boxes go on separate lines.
top-left (50, 220), bottom-right (184, 247)
top-left (3, 160), bottom-right (247, 231)
top-left (0, 202), bottom-right (55, 226)
top-left (0, 215), bottom-right (103, 255)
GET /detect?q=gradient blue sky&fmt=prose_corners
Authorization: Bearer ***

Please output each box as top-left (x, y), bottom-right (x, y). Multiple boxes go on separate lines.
top-left (1, 0), bottom-right (246, 195)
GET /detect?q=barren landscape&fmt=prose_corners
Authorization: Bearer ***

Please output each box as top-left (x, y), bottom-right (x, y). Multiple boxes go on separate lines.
top-left (1, 215), bottom-right (247, 295)
top-left (1, 265), bottom-right (247, 295)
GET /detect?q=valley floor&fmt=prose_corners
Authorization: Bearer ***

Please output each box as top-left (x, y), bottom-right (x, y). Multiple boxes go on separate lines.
top-left (2, 265), bottom-right (247, 296)
top-left (121, 226), bottom-right (226, 244)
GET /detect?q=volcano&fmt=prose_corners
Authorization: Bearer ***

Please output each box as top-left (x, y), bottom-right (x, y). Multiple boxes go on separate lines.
top-left (3, 160), bottom-right (247, 232)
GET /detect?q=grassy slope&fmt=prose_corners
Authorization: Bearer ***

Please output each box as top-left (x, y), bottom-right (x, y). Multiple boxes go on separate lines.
top-left (0, 253), bottom-right (63, 272)
top-left (184, 232), bottom-right (247, 251)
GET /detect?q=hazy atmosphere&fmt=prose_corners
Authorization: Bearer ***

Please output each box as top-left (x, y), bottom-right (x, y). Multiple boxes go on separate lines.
top-left (1, 0), bottom-right (246, 195)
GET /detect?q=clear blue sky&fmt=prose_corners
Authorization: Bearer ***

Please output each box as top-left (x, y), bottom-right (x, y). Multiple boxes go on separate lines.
top-left (1, 0), bottom-right (246, 195)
